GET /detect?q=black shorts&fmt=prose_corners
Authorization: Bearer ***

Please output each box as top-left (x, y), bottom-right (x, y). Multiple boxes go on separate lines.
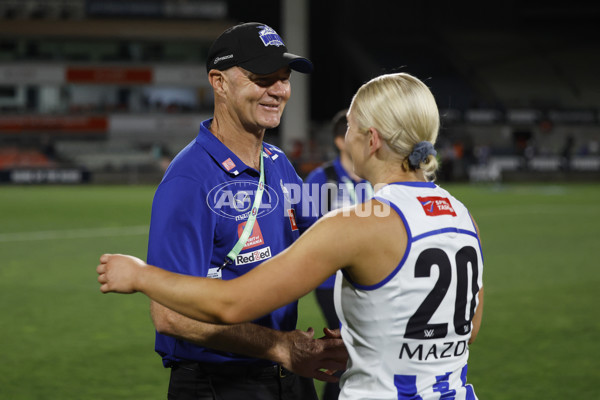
top-left (167, 362), bottom-right (318, 400)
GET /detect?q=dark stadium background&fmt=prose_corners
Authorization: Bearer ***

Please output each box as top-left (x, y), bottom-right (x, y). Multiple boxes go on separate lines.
top-left (0, 0), bottom-right (598, 183)
top-left (231, 0), bottom-right (600, 116)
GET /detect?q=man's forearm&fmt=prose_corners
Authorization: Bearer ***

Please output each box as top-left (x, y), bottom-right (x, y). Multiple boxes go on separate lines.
top-left (150, 301), bottom-right (348, 382)
top-left (150, 301), bottom-right (287, 363)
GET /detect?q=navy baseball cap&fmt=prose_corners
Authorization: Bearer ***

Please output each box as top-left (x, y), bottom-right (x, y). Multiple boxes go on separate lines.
top-left (206, 22), bottom-right (313, 75)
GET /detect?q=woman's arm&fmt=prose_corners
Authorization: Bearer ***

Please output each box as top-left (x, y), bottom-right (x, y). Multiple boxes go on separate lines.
top-left (468, 214), bottom-right (484, 344)
top-left (469, 286), bottom-right (484, 344)
top-left (97, 208), bottom-right (363, 324)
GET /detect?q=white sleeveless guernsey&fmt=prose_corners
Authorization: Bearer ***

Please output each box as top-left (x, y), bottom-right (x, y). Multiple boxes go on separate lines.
top-left (334, 182), bottom-right (483, 400)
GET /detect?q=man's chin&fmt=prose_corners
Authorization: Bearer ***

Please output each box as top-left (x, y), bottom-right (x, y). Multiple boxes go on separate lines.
top-left (259, 119), bottom-right (282, 130)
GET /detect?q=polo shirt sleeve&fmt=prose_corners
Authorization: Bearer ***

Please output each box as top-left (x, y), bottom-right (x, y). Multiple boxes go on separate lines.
top-left (147, 177), bottom-right (217, 277)
top-left (304, 167), bottom-right (329, 219)
top-left (305, 167), bottom-right (327, 186)
top-left (291, 171), bottom-right (318, 235)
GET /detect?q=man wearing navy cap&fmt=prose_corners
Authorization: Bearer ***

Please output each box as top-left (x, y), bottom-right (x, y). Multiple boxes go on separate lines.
top-left (147, 22), bottom-right (347, 399)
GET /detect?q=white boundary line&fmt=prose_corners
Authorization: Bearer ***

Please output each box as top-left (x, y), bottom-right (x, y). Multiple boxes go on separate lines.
top-left (0, 225), bottom-right (149, 242)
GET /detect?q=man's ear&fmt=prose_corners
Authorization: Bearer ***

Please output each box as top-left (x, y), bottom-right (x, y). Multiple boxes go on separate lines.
top-left (368, 127), bottom-right (383, 155)
top-left (208, 70), bottom-right (225, 96)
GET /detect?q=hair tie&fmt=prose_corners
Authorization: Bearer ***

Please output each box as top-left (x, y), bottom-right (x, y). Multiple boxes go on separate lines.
top-left (408, 141), bottom-right (437, 169)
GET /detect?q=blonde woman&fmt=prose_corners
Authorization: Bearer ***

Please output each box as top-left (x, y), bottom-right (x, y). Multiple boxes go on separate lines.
top-left (97, 72), bottom-right (484, 400)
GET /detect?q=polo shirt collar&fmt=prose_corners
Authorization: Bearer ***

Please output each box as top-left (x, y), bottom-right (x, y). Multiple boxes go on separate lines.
top-left (196, 119), bottom-right (273, 176)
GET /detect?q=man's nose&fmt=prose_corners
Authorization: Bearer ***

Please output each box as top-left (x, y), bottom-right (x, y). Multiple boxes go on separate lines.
top-left (268, 80), bottom-right (290, 97)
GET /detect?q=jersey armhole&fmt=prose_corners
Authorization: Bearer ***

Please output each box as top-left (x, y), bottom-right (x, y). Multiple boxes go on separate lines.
top-left (468, 211), bottom-right (485, 264)
top-left (342, 196), bottom-right (413, 291)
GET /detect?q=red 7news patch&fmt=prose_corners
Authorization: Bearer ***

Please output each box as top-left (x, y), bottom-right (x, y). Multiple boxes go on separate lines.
top-left (417, 196), bottom-right (457, 217)
top-left (287, 208), bottom-right (299, 231)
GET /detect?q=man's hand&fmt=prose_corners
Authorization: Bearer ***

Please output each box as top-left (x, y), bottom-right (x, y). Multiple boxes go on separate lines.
top-left (96, 253), bottom-right (146, 294)
top-left (277, 327), bottom-right (348, 382)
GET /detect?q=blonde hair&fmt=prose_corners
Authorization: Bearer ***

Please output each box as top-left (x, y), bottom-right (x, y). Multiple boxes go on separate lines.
top-left (349, 72), bottom-right (440, 179)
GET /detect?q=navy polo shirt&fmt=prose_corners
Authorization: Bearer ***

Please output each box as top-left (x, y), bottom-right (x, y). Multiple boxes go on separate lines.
top-left (148, 119), bottom-right (317, 367)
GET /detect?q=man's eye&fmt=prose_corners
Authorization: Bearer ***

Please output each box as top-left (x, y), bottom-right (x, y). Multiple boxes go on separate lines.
top-left (252, 76), bottom-right (289, 87)
top-left (251, 78), bottom-right (269, 86)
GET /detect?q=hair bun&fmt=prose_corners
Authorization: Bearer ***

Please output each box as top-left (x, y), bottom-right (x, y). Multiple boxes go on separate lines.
top-left (408, 141), bottom-right (437, 169)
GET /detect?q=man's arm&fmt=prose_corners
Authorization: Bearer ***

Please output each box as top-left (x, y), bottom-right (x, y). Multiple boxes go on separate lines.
top-left (146, 177), bottom-right (347, 380)
top-left (151, 301), bottom-right (346, 382)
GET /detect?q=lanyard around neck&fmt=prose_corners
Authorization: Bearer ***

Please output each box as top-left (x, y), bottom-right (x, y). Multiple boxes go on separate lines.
top-left (221, 151), bottom-right (265, 269)
top-left (341, 176), bottom-right (373, 204)
top-left (341, 177), bottom-right (357, 204)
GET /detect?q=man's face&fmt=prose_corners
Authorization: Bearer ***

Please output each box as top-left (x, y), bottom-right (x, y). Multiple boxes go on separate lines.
top-left (224, 66), bottom-right (292, 132)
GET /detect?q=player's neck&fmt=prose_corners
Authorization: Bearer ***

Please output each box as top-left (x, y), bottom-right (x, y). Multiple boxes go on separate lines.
top-left (365, 160), bottom-right (424, 187)
top-left (340, 152), bottom-right (362, 182)
top-left (210, 116), bottom-right (264, 170)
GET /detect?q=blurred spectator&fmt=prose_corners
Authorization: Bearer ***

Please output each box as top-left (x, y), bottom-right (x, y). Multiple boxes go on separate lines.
top-left (561, 134), bottom-right (575, 171)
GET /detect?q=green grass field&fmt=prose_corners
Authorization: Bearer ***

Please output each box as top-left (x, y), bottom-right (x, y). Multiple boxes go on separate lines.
top-left (1, 182), bottom-right (599, 399)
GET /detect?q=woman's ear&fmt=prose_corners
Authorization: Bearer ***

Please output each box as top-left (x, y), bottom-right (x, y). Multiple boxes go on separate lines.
top-left (368, 127), bottom-right (383, 155)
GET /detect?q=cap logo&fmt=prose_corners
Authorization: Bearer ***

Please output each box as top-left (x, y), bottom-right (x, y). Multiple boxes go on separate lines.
top-left (258, 25), bottom-right (284, 47)
top-left (214, 54), bottom-right (234, 64)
